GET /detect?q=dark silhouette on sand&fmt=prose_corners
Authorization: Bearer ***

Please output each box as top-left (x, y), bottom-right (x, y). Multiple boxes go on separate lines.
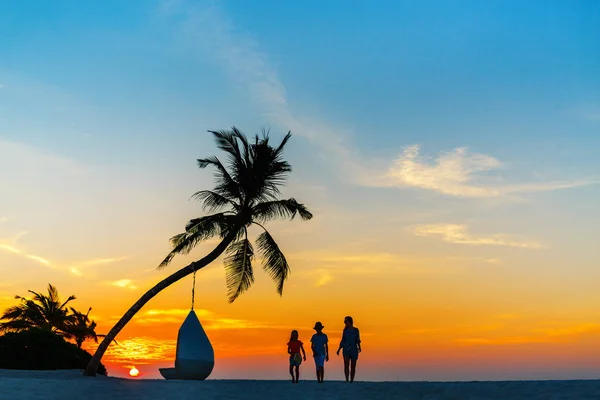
top-left (287, 330), bottom-right (307, 383)
top-left (336, 316), bottom-right (361, 382)
top-left (310, 321), bottom-right (329, 383)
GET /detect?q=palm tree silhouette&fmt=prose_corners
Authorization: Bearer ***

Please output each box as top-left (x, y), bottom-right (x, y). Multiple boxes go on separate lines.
top-left (85, 128), bottom-right (313, 375)
top-left (66, 307), bottom-right (113, 349)
top-left (0, 283), bottom-right (76, 335)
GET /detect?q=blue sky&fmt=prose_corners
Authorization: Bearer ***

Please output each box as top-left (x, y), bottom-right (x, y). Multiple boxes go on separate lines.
top-left (1, 0), bottom-right (600, 380)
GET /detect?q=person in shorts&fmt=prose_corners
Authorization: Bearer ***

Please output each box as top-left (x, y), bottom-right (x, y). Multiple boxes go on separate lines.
top-left (336, 316), bottom-right (361, 382)
top-left (287, 329), bottom-right (306, 383)
top-left (310, 322), bottom-right (329, 383)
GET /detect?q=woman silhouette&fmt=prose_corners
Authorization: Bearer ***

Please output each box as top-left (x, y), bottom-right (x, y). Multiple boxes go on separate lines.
top-left (336, 316), bottom-right (361, 382)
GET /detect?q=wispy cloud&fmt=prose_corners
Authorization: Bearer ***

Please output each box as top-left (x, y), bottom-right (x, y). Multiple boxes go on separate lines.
top-left (131, 308), bottom-right (270, 330)
top-left (67, 256), bottom-right (130, 276)
top-left (413, 223), bottom-right (545, 249)
top-left (0, 139), bottom-right (86, 178)
top-left (456, 323), bottom-right (600, 346)
top-left (0, 233), bottom-right (55, 268)
top-left (80, 257), bottom-right (130, 266)
top-left (111, 279), bottom-right (138, 290)
top-left (160, 1), bottom-right (597, 200)
top-left (290, 251), bottom-right (467, 287)
top-left (25, 254), bottom-right (51, 266)
top-left (380, 145), bottom-right (597, 198)
top-left (85, 336), bottom-right (177, 365)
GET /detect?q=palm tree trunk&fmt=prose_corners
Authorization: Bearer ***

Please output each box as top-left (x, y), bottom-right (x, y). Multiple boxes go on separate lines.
top-left (83, 233), bottom-right (237, 376)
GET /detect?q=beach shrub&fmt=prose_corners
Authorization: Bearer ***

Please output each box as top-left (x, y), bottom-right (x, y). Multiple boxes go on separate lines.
top-left (0, 328), bottom-right (107, 375)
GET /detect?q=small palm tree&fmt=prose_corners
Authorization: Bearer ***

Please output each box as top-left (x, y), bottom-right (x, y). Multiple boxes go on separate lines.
top-left (84, 127), bottom-right (313, 376)
top-left (66, 307), bottom-right (111, 349)
top-left (0, 284), bottom-right (76, 335)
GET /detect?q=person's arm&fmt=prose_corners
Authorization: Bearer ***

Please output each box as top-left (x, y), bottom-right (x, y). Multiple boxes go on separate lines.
top-left (301, 344), bottom-right (307, 361)
top-left (356, 328), bottom-right (362, 353)
top-left (336, 331), bottom-right (345, 355)
top-left (287, 344), bottom-right (291, 355)
top-left (325, 341), bottom-right (329, 361)
top-left (311, 338), bottom-right (315, 356)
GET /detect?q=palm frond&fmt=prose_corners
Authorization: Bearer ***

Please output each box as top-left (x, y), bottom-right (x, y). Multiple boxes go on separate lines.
top-left (190, 190), bottom-right (238, 213)
top-left (224, 237), bottom-right (254, 303)
top-left (59, 295), bottom-right (76, 310)
top-left (197, 156), bottom-right (241, 201)
top-left (232, 126), bottom-right (253, 168)
top-left (274, 131), bottom-right (292, 155)
top-left (255, 229), bottom-right (290, 295)
top-left (242, 134), bottom-right (293, 204)
top-left (252, 198), bottom-right (313, 223)
top-left (158, 213), bottom-right (237, 269)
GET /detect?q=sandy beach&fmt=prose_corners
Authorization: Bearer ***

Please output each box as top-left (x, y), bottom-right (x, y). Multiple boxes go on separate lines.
top-left (1, 370), bottom-right (599, 400)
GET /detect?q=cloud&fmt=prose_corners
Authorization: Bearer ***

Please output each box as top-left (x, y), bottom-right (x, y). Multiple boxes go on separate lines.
top-left (80, 257), bottom-right (130, 266)
top-left (84, 336), bottom-right (177, 365)
top-left (456, 323), bottom-right (600, 346)
top-left (455, 336), bottom-right (561, 345)
top-left (133, 308), bottom-right (268, 330)
top-left (381, 145), bottom-right (597, 198)
top-left (413, 223), bottom-right (545, 249)
top-left (0, 139), bottom-right (86, 178)
top-left (67, 256), bottom-right (130, 276)
top-left (534, 323), bottom-right (600, 337)
top-left (0, 234), bottom-right (55, 268)
top-left (111, 279), bottom-right (138, 290)
top-left (160, 1), bottom-right (597, 200)
top-left (290, 251), bottom-right (467, 287)
top-left (0, 244), bottom-right (20, 254)
top-left (161, 1), bottom-right (371, 181)
top-left (24, 254), bottom-right (51, 266)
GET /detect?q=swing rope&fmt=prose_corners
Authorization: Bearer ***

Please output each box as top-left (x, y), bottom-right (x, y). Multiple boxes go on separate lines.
top-left (191, 269), bottom-right (197, 311)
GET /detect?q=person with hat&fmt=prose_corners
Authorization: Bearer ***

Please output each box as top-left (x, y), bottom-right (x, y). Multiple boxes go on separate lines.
top-left (310, 321), bottom-right (329, 383)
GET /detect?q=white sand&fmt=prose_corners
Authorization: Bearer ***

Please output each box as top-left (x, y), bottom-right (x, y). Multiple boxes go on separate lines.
top-left (1, 370), bottom-right (599, 399)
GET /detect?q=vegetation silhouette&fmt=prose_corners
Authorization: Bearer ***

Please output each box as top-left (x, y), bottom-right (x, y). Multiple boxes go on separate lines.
top-left (0, 284), bottom-right (109, 374)
top-left (84, 127), bottom-right (313, 376)
top-left (0, 283), bottom-right (108, 349)
top-left (0, 283), bottom-right (76, 335)
top-left (0, 328), bottom-right (107, 375)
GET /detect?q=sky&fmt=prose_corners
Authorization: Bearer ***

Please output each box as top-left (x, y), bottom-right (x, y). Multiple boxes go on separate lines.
top-left (1, 0), bottom-right (600, 381)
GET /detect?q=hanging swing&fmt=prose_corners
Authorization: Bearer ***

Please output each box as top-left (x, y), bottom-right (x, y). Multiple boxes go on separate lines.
top-left (159, 269), bottom-right (215, 380)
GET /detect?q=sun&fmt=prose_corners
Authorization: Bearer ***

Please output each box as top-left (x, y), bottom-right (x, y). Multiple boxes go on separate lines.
top-left (129, 367), bottom-right (139, 377)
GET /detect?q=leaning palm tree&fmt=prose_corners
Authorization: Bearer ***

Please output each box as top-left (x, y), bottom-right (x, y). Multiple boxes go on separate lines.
top-left (84, 127), bottom-right (312, 376)
top-left (0, 283), bottom-right (76, 335)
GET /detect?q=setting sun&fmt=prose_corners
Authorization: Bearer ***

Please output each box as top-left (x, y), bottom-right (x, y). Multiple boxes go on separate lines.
top-left (129, 367), bottom-right (139, 378)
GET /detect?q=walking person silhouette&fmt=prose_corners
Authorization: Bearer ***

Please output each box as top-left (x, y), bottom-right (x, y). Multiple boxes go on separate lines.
top-left (336, 316), bottom-right (361, 382)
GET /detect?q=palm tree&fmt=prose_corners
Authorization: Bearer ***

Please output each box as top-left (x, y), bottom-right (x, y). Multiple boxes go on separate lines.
top-left (84, 127), bottom-right (313, 376)
top-left (0, 284), bottom-right (76, 335)
top-left (65, 307), bottom-right (110, 349)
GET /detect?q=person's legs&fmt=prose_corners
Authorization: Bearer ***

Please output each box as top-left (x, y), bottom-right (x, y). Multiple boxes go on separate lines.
top-left (294, 365), bottom-right (299, 382)
top-left (350, 358), bottom-right (357, 382)
top-left (343, 354), bottom-right (350, 382)
top-left (314, 356), bottom-right (320, 382)
top-left (289, 362), bottom-right (295, 382)
top-left (314, 355), bottom-right (325, 382)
